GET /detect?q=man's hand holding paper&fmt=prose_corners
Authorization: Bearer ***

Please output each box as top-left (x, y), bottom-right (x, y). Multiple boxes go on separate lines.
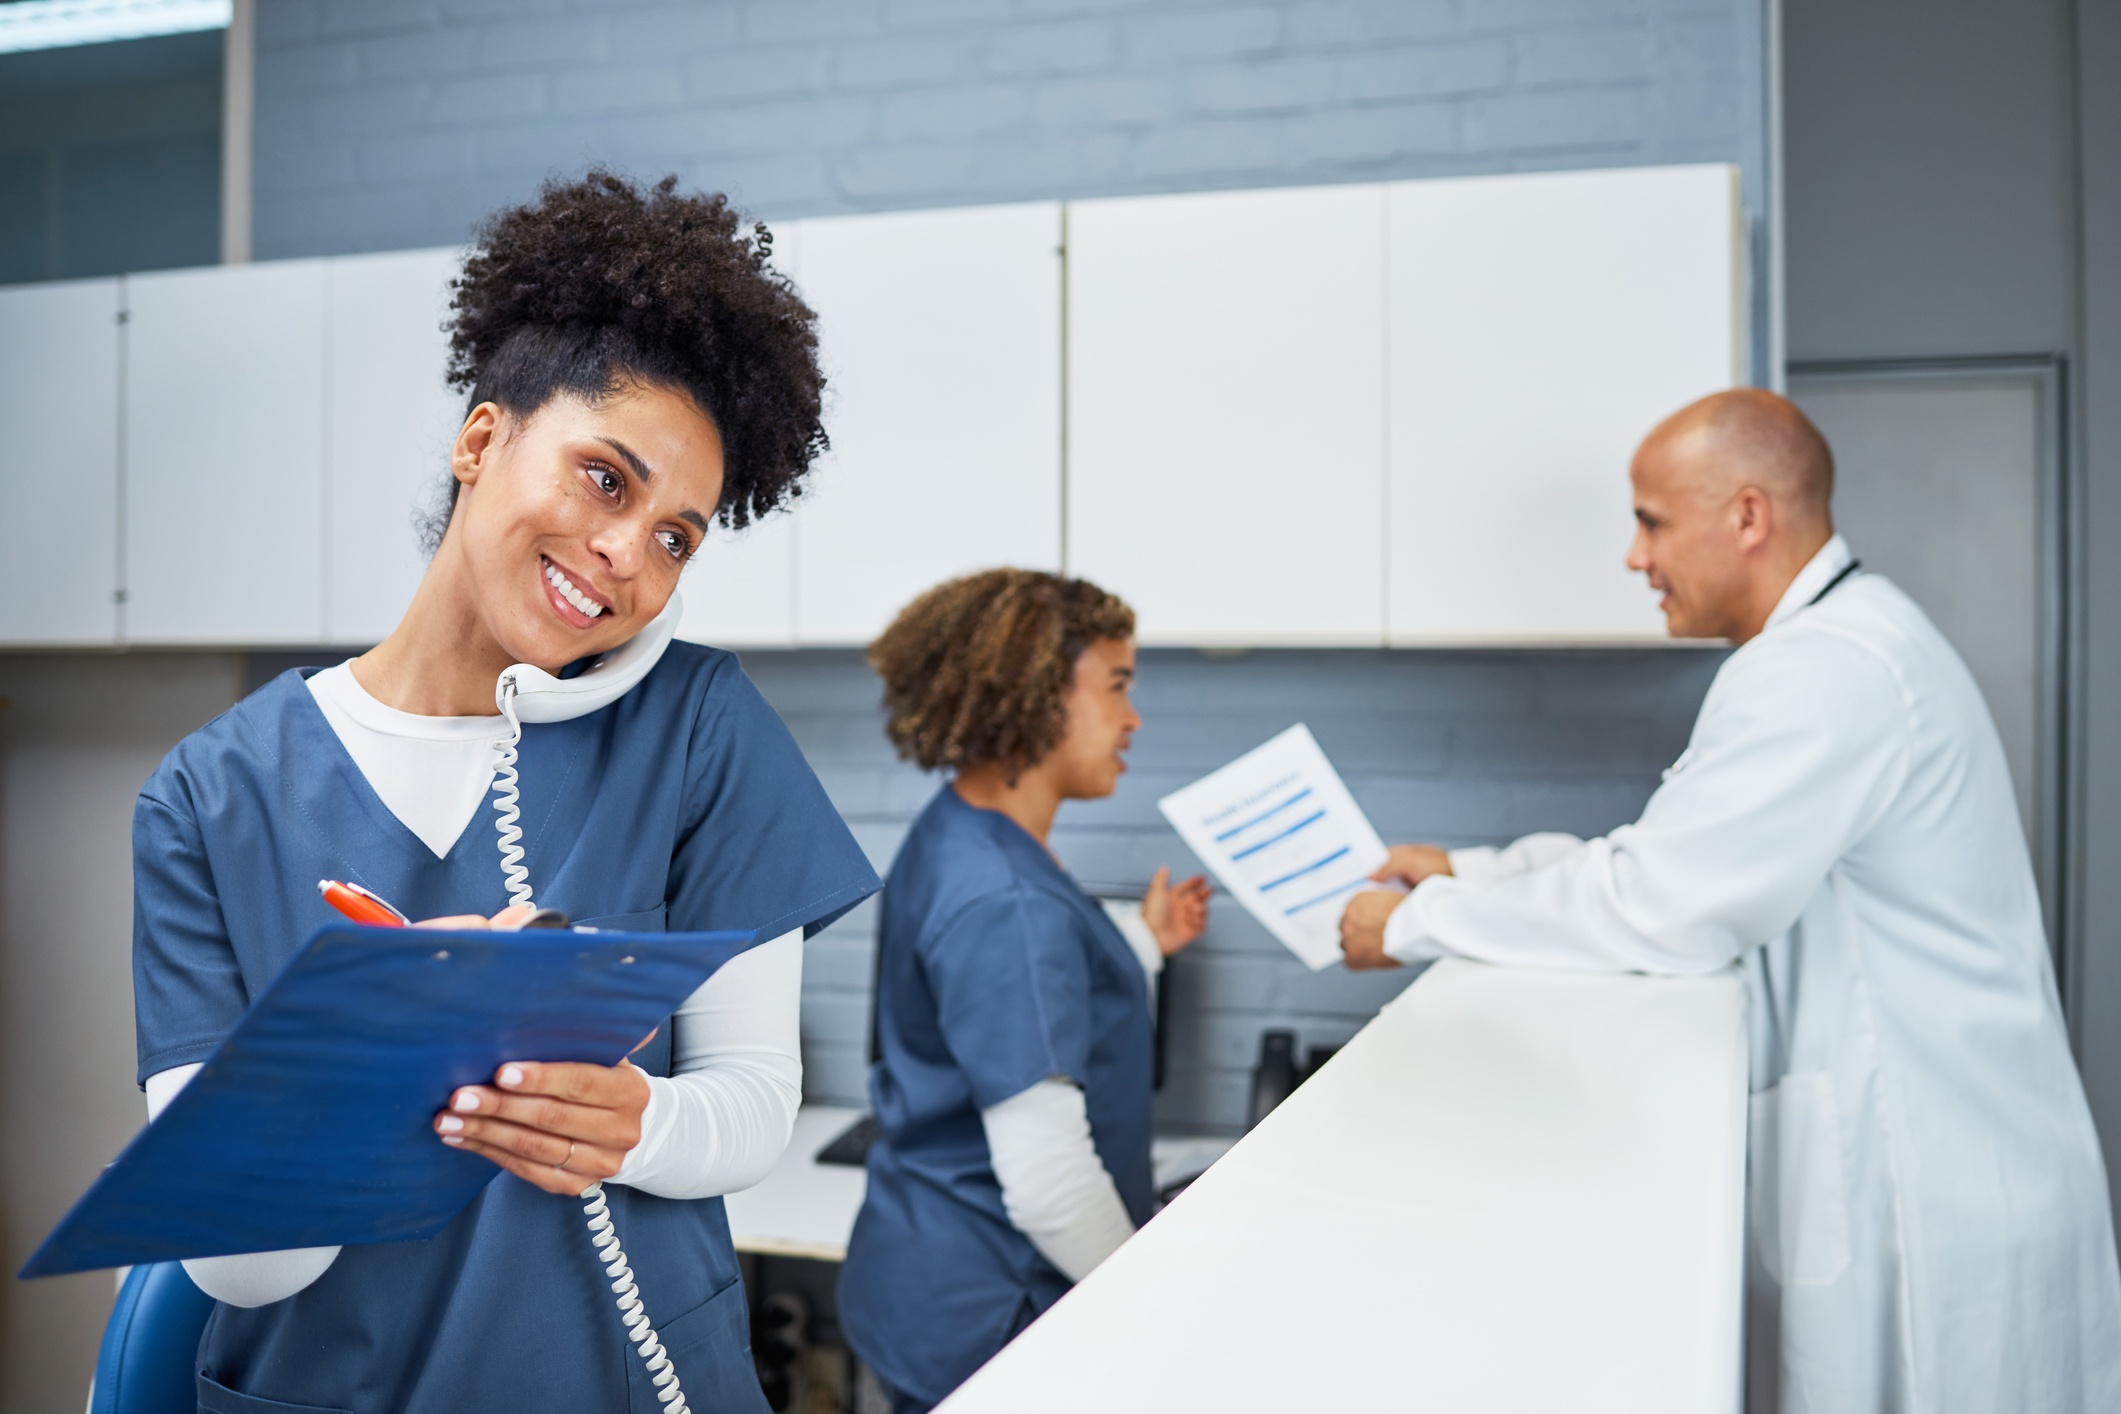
top-left (1156, 725), bottom-right (1388, 970)
top-left (1341, 845), bottom-right (1454, 969)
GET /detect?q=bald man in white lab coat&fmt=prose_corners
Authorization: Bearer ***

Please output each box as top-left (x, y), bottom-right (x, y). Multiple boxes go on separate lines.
top-left (1339, 389), bottom-right (2121, 1413)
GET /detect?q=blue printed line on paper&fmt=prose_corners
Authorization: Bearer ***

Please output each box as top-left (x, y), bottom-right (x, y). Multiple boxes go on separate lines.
top-left (1215, 787), bottom-right (1314, 842)
top-left (1259, 846), bottom-right (1350, 893)
top-left (1283, 878), bottom-right (1365, 916)
top-left (1230, 810), bottom-right (1326, 861)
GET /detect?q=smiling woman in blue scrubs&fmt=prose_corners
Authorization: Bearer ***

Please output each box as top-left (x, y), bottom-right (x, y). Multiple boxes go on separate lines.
top-left (129, 173), bottom-right (878, 1413)
top-left (838, 570), bottom-right (1211, 1413)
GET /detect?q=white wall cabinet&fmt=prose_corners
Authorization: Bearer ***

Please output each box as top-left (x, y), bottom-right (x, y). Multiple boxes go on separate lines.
top-left (326, 247), bottom-right (464, 645)
top-left (793, 203), bottom-right (1063, 645)
top-left (125, 261), bottom-right (330, 645)
top-left (679, 514), bottom-right (797, 646)
top-left (1385, 165), bottom-right (1741, 643)
top-left (0, 278), bottom-right (122, 646)
top-left (680, 206), bottom-right (1065, 649)
top-left (0, 167), bottom-right (1743, 654)
top-left (1065, 185), bottom-right (1387, 645)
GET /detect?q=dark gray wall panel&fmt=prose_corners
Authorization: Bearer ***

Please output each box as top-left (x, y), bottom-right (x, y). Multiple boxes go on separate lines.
top-left (2072, 0), bottom-right (2121, 1243)
top-left (1782, 0), bottom-right (2075, 360)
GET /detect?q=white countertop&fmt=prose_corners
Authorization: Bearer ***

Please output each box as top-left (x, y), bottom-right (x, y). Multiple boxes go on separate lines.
top-left (939, 959), bottom-right (1749, 1414)
top-left (724, 1107), bottom-right (1240, 1264)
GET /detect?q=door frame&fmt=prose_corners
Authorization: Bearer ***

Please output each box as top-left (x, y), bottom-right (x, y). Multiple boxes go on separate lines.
top-left (1787, 354), bottom-right (2079, 1017)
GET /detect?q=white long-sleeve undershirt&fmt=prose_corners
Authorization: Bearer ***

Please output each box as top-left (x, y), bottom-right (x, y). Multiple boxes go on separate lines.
top-left (1103, 898), bottom-right (1164, 995)
top-left (981, 1078), bottom-right (1137, 1282)
top-left (146, 929), bottom-right (803, 1307)
top-left (611, 928), bottom-right (803, 1197)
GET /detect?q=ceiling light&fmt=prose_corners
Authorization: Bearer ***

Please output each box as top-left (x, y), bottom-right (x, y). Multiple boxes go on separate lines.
top-left (0, 0), bottom-right (232, 56)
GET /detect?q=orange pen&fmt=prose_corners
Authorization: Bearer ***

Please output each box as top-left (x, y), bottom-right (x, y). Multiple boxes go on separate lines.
top-left (318, 879), bottom-right (411, 928)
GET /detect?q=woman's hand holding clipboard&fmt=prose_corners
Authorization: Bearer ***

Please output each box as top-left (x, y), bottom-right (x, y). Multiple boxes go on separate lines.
top-left (319, 880), bottom-right (662, 1199)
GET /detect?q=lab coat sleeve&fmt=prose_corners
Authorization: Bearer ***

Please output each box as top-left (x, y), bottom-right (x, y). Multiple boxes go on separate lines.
top-left (1445, 833), bottom-right (1589, 887)
top-left (1384, 628), bottom-right (1913, 974)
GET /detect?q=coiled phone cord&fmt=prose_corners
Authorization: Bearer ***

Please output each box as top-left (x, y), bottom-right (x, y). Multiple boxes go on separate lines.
top-left (584, 1183), bottom-right (691, 1412)
top-left (490, 678), bottom-right (535, 910)
top-left (489, 675), bottom-right (692, 1413)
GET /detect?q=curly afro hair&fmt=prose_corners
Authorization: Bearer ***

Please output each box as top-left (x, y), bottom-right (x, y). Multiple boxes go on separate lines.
top-left (442, 169), bottom-right (825, 535)
top-left (869, 569), bottom-right (1136, 775)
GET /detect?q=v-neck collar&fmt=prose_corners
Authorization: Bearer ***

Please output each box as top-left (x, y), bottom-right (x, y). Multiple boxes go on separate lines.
top-left (305, 662), bottom-right (506, 860)
top-left (272, 670), bottom-right (590, 910)
top-left (293, 667), bottom-right (498, 866)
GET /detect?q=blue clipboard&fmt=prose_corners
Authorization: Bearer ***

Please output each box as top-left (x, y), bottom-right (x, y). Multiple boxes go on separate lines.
top-left (20, 922), bottom-right (756, 1279)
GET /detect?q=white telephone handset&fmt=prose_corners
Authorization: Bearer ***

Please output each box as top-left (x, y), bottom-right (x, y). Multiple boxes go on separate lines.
top-left (487, 590), bottom-right (695, 1414)
top-left (496, 591), bottom-right (685, 725)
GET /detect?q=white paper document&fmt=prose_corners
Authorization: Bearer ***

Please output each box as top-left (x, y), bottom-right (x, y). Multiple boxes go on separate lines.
top-left (1157, 724), bottom-right (1390, 971)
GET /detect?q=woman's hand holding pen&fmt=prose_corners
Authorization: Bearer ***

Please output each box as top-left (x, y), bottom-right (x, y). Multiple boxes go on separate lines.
top-left (1142, 865), bottom-right (1212, 956)
top-left (416, 905), bottom-right (651, 1197)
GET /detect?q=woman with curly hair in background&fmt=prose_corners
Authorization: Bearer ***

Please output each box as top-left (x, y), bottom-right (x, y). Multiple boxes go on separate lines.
top-left (129, 172), bottom-right (877, 1413)
top-left (838, 569), bottom-right (1211, 1413)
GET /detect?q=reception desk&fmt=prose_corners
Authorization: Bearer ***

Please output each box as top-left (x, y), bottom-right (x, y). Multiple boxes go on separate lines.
top-left (939, 959), bottom-right (1749, 1414)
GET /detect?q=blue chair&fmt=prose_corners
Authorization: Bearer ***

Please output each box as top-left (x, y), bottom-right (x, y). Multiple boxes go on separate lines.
top-left (90, 1263), bottom-right (214, 1414)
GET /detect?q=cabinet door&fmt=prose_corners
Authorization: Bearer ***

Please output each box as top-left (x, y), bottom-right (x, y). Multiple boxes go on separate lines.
top-left (326, 247), bottom-right (464, 645)
top-left (678, 514), bottom-right (797, 646)
top-left (125, 261), bottom-right (328, 644)
top-left (791, 204), bottom-right (1062, 645)
top-left (1386, 165), bottom-right (1740, 643)
top-left (679, 224), bottom-right (801, 648)
top-left (1066, 185), bottom-right (1386, 645)
top-left (0, 279), bottom-right (121, 646)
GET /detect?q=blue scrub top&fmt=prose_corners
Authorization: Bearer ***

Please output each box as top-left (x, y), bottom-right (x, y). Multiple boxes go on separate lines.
top-left (837, 787), bottom-right (1155, 1408)
top-left (131, 642), bottom-right (878, 1414)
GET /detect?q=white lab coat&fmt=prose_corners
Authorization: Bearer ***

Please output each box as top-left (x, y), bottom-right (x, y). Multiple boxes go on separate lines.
top-left (1384, 537), bottom-right (2121, 1413)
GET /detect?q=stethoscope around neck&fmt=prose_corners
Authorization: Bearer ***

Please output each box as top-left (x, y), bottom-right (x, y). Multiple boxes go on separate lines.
top-left (1806, 559), bottom-right (1862, 608)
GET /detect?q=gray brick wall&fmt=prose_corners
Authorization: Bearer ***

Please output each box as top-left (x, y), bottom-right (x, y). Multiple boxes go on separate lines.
top-left (252, 0), bottom-right (1768, 278)
top-left (748, 646), bottom-right (1725, 1133)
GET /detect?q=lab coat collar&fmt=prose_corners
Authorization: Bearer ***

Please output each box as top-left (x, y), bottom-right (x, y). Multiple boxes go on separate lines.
top-left (1764, 534), bottom-right (1855, 632)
